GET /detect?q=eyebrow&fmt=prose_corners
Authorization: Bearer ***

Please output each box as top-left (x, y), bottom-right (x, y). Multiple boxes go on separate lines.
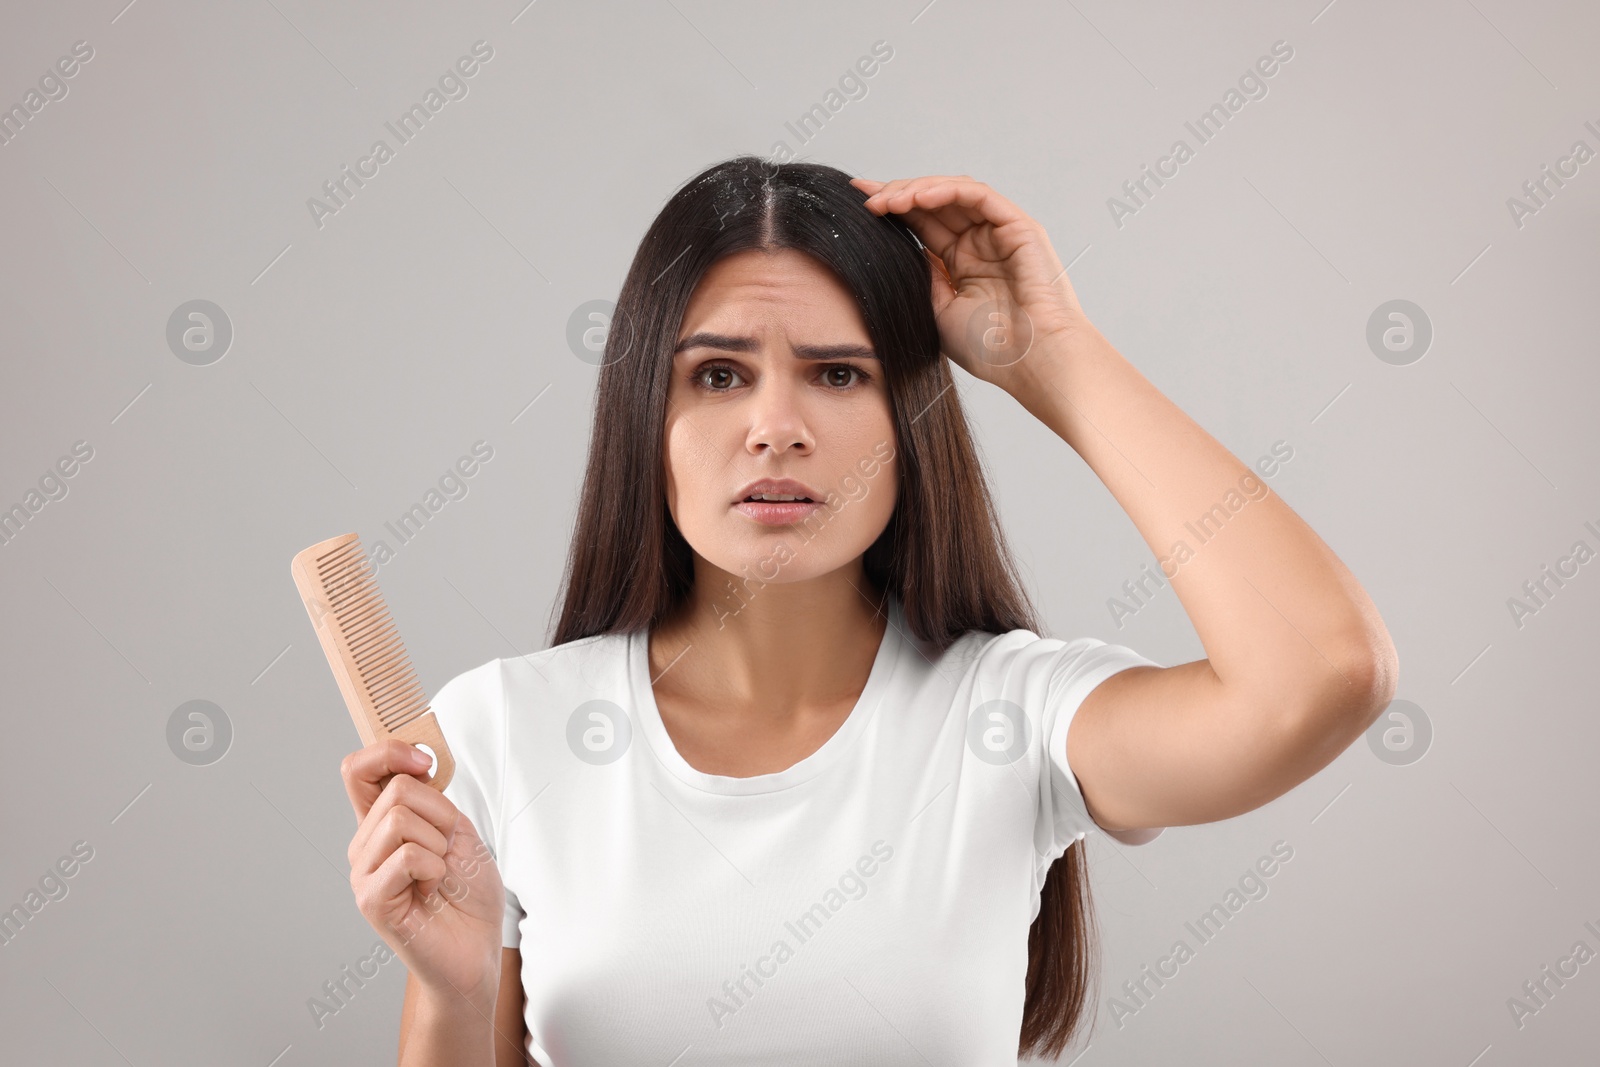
top-left (672, 331), bottom-right (878, 362)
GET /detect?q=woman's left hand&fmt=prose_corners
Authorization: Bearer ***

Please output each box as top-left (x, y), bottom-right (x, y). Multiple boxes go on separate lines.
top-left (850, 174), bottom-right (1094, 397)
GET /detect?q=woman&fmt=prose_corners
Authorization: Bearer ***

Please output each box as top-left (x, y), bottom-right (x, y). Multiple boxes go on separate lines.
top-left (342, 157), bottom-right (1398, 1065)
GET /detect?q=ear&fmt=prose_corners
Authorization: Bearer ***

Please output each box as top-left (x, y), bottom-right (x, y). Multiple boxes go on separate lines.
top-left (923, 246), bottom-right (957, 308)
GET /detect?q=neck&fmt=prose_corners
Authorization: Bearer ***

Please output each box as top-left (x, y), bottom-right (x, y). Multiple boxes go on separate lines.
top-left (651, 562), bottom-right (889, 720)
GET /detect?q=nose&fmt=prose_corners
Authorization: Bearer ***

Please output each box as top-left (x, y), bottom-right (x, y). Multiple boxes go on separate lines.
top-left (744, 372), bottom-right (814, 457)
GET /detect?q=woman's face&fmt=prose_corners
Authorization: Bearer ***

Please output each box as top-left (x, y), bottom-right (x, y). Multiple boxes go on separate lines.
top-left (664, 248), bottom-right (899, 597)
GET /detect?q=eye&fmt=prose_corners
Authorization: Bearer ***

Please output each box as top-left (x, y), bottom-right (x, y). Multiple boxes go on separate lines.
top-left (687, 360), bottom-right (875, 392)
top-left (822, 364), bottom-right (873, 389)
top-left (691, 361), bottom-right (745, 391)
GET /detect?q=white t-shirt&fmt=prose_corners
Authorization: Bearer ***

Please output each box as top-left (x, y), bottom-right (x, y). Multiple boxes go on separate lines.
top-left (430, 593), bottom-right (1161, 1066)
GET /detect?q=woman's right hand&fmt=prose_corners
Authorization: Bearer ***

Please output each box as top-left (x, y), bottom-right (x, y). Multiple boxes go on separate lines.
top-left (342, 739), bottom-right (505, 1010)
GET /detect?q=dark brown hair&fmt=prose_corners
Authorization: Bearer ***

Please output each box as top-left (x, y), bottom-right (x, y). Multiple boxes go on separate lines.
top-left (551, 155), bottom-right (1101, 1057)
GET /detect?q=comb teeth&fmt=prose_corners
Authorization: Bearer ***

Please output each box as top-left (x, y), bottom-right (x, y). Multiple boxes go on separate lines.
top-left (291, 532), bottom-right (455, 792)
top-left (312, 540), bottom-right (428, 731)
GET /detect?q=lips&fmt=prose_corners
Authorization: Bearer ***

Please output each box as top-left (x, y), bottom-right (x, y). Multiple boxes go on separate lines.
top-left (732, 477), bottom-right (824, 505)
top-left (733, 498), bottom-right (823, 526)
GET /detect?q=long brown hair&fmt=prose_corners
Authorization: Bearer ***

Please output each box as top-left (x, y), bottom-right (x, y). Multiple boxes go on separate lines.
top-left (551, 155), bottom-right (1101, 1057)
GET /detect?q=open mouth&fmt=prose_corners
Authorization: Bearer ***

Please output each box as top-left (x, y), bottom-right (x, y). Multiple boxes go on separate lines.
top-left (733, 496), bottom-right (823, 525)
top-left (742, 495), bottom-right (815, 503)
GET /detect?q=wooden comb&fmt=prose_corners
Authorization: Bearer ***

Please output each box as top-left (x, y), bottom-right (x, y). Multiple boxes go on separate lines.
top-left (290, 532), bottom-right (454, 791)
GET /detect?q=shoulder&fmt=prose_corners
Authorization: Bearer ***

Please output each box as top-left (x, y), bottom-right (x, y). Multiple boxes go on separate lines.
top-left (499, 630), bottom-right (630, 707)
top-left (430, 631), bottom-right (629, 736)
top-left (958, 625), bottom-right (1098, 675)
top-left (959, 625), bottom-right (1158, 703)
top-left (427, 656), bottom-right (505, 746)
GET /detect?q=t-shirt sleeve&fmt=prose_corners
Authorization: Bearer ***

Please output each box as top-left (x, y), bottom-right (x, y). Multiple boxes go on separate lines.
top-left (1037, 637), bottom-right (1164, 855)
top-left (971, 630), bottom-right (1163, 864)
top-left (427, 657), bottom-right (525, 949)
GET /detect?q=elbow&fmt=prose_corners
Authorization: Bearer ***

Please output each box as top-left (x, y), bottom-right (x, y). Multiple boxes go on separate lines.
top-left (1317, 626), bottom-right (1400, 729)
top-left (1263, 631), bottom-right (1398, 784)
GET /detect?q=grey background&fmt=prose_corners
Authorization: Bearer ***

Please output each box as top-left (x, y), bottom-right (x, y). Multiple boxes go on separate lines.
top-left (2, 0), bottom-right (1596, 1064)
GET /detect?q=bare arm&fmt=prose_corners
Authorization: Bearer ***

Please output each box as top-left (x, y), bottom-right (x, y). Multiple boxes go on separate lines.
top-left (850, 173), bottom-right (1397, 835)
top-left (1024, 323), bottom-right (1398, 832)
top-left (399, 948), bottom-right (530, 1066)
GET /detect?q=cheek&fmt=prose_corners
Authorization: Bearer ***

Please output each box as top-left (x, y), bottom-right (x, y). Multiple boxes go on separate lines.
top-left (835, 423), bottom-right (898, 526)
top-left (863, 414), bottom-right (899, 525)
top-left (663, 419), bottom-right (727, 515)
top-left (865, 460), bottom-right (898, 528)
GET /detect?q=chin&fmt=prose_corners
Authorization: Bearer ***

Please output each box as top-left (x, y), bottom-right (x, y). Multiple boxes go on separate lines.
top-left (696, 524), bottom-right (864, 587)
